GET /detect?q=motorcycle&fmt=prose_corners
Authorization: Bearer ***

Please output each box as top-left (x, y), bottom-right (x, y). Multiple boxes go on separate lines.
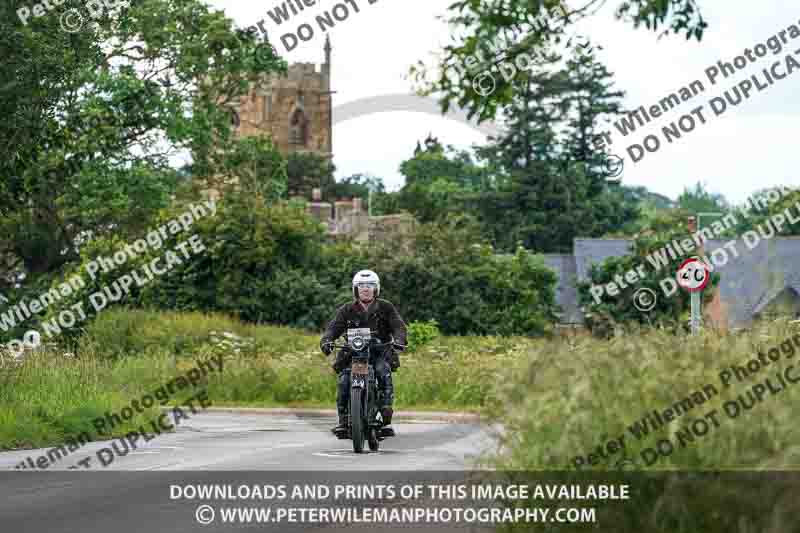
top-left (330, 328), bottom-right (400, 453)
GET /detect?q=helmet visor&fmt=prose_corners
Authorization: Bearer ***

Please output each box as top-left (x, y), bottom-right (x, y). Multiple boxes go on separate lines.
top-left (356, 282), bottom-right (377, 290)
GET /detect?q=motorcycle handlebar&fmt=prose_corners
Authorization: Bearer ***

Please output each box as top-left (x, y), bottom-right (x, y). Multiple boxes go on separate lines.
top-left (327, 331), bottom-right (408, 350)
top-left (329, 336), bottom-right (403, 351)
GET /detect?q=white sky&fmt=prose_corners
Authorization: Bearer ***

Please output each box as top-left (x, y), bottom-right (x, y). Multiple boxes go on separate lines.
top-left (205, 0), bottom-right (800, 204)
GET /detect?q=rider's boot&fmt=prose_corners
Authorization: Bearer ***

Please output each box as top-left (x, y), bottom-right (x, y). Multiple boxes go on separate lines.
top-left (332, 371), bottom-right (349, 437)
top-left (379, 407), bottom-right (395, 437)
top-left (377, 358), bottom-right (395, 437)
top-left (332, 413), bottom-right (348, 438)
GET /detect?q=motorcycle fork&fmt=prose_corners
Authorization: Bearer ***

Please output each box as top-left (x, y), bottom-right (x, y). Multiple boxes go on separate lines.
top-left (367, 365), bottom-right (382, 428)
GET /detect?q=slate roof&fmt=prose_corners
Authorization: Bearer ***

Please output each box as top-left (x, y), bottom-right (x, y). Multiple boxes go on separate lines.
top-left (506, 235), bottom-right (800, 328)
top-left (574, 239), bottom-right (635, 282)
top-left (545, 237), bottom-right (800, 328)
top-left (704, 237), bottom-right (800, 328)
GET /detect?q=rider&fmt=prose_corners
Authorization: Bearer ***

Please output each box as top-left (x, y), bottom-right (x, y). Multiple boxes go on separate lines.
top-left (320, 270), bottom-right (407, 436)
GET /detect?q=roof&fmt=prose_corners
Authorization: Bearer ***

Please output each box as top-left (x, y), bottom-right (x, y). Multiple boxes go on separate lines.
top-left (704, 238), bottom-right (800, 327)
top-left (573, 239), bottom-right (634, 282)
top-left (545, 237), bottom-right (800, 328)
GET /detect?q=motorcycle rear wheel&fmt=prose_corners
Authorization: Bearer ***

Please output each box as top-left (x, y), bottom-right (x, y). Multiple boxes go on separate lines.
top-left (350, 388), bottom-right (365, 453)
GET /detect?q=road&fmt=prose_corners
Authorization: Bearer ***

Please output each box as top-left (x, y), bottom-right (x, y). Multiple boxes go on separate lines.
top-left (0, 410), bottom-right (501, 532)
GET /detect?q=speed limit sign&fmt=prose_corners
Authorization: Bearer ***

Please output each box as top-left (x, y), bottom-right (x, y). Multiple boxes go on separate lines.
top-left (677, 258), bottom-right (709, 292)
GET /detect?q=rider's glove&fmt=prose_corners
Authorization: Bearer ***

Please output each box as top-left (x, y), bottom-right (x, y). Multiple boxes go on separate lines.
top-left (393, 343), bottom-right (406, 352)
top-left (321, 341), bottom-right (334, 356)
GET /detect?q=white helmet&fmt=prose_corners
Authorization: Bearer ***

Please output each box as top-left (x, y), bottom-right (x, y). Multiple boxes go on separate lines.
top-left (352, 269), bottom-right (380, 299)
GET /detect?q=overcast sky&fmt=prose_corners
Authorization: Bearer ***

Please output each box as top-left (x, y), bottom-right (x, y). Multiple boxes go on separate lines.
top-left (206, 0), bottom-right (800, 205)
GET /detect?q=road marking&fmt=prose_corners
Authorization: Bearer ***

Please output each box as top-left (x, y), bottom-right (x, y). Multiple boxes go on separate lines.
top-left (312, 449), bottom-right (398, 458)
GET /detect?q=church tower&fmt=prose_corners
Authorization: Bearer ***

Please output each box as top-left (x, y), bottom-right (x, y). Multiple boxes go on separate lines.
top-left (231, 36), bottom-right (333, 160)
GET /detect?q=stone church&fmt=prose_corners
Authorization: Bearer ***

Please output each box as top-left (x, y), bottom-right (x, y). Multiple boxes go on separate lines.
top-left (230, 36), bottom-right (333, 163)
top-left (225, 36), bottom-right (415, 244)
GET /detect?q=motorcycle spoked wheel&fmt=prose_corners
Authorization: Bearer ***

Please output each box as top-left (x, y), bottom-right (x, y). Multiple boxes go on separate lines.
top-left (350, 388), bottom-right (365, 453)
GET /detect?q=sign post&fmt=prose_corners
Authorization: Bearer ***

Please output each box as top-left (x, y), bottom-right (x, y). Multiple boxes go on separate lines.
top-left (677, 257), bottom-right (710, 335)
top-left (690, 292), bottom-right (701, 335)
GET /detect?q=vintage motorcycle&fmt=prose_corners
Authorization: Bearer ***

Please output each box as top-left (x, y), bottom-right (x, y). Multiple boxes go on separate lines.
top-left (330, 328), bottom-right (400, 453)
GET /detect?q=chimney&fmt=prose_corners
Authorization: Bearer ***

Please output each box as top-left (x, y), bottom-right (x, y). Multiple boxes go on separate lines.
top-left (353, 197), bottom-right (362, 212)
top-left (687, 216), bottom-right (697, 234)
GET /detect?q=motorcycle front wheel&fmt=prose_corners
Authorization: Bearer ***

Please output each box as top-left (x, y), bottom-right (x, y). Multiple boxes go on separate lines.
top-left (350, 388), bottom-right (365, 453)
top-left (368, 428), bottom-right (379, 451)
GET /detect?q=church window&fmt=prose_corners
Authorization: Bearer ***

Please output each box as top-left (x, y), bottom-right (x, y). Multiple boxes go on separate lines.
top-left (289, 108), bottom-right (307, 145)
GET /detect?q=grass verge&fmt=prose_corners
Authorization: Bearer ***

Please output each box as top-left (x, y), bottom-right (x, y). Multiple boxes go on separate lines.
top-left (1, 308), bottom-right (536, 451)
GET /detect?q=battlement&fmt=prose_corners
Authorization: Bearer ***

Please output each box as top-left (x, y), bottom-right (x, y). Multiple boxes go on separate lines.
top-left (260, 62), bottom-right (326, 88)
top-left (303, 188), bottom-right (416, 246)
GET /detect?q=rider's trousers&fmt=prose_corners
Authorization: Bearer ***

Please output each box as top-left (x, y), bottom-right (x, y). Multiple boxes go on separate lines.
top-left (336, 352), bottom-right (393, 417)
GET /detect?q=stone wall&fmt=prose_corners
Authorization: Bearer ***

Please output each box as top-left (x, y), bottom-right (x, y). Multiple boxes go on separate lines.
top-left (368, 214), bottom-right (416, 250)
top-left (232, 62), bottom-right (332, 159)
top-left (304, 197), bottom-right (416, 247)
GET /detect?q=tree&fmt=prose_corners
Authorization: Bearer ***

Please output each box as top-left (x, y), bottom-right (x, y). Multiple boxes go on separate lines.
top-left (409, 0), bottom-right (708, 123)
top-left (400, 134), bottom-right (493, 191)
top-left (394, 136), bottom-right (495, 223)
top-left (213, 136), bottom-right (288, 203)
top-left (325, 173), bottom-right (385, 203)
top-left (0, 0), bottom-right (285, 283)
top-left (577, 208), bottom-right (719, 337)
top-left (677, 181), bottom-right (730, 213)
top-left (740, 186), bottom-right (800, 236)
top-left (473, 45), bottom-right (638, 252)
top-left (560, 45), bottom-right (626, 187)
top-left (285, 152), bottom-right (335, 199)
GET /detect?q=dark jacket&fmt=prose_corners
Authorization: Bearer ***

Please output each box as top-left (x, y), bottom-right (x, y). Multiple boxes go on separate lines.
top-left (320, 298), bottom-right (408, 372)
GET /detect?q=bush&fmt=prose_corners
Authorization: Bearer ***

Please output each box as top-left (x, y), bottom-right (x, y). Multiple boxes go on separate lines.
top-left (369, 216), bottom-right (559, 336)
top-left (37, 196), bottom-right (558, 342)
top-left (577, 230), bottom-right (719, 336)
top-left (406, 320), bottom-right (440, 352)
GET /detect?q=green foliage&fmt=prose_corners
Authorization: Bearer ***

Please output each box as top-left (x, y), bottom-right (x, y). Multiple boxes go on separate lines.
top-left (409, 0), bottom-right (707, 123)
top-left (1, 308), bottom-right (542, 449)
top-left (393, 137), bottom-right (494, 223)
top-left (401, 135), bottom-right (493, 191)
top-left (325, 173), bottom-right (385, 203)
top-left (370, 191), bottom-right (403, 216)
top-left (677, 181), bottom-right (730, 213)
top-left (487, 318), bottom-right (800, 472)
top-left (286, 152), bottom-right (335, 199)
top-left (577, 210), bottom-right (720, 335)
top-left (484, 319), bottom-right (800, 531)
top-left (0, 0), bottom-right (285, 293)
top-left (370, 216), bottom-right (559, 336)
top-left (469, 47), bottom-right (639, 253)
top-left (36, 199), bottom-right (557, 340)
top-left (406, 320), bottom-right (441, 352)
top-left (739, 186), bottom-right (800, 236)
top-left (211, 136), bottom-right (288, 202)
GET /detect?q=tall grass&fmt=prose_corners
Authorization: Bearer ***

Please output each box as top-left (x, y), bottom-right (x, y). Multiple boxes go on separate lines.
top-left (480, 319), bottom-right (800, 533)
top-left (1, 308), bottom-right (535, 451)
top-left (485, 318), bottom-right (800, 470)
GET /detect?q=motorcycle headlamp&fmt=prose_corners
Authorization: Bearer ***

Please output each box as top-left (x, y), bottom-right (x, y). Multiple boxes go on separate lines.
top-left (351, 336), bottom-right (366, 350)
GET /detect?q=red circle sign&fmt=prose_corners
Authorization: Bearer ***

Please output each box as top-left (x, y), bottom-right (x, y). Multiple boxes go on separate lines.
top-left (676, 258), bottom-right (709, 292)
